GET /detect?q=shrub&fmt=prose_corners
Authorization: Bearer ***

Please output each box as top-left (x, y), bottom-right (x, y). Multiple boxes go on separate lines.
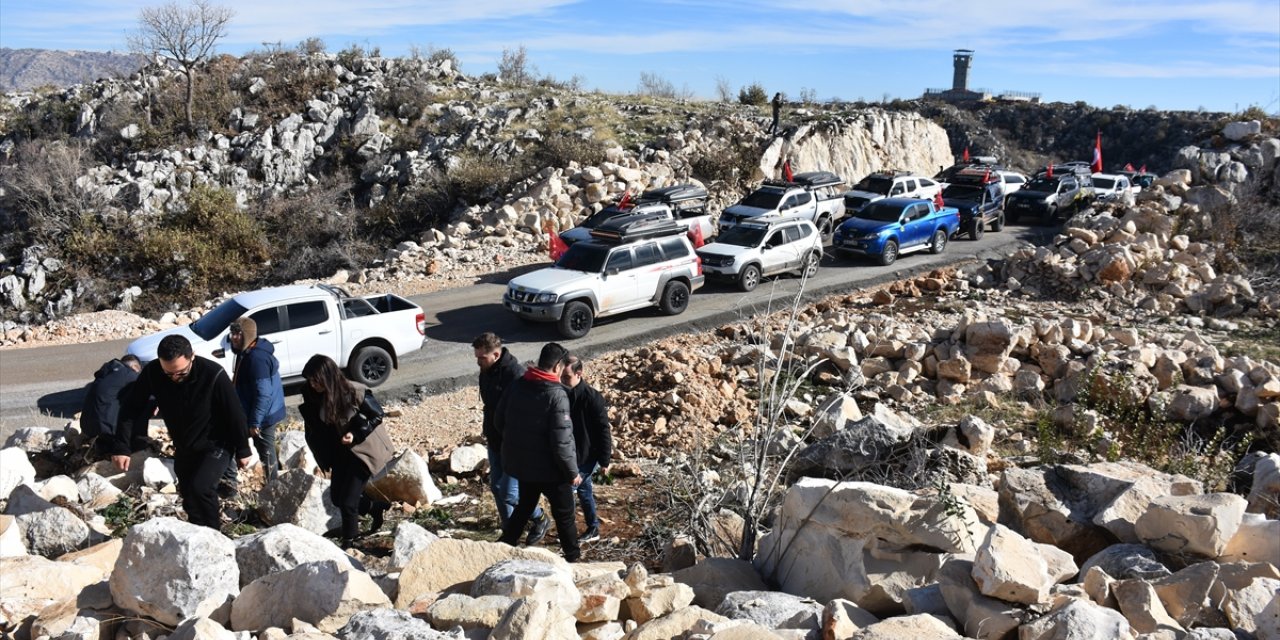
top-left (691, 141), bottom-right (759, 188)
top-left (237, 50), bottom-right (338, 119)
top-left (296, 37), bottom-right (327, 56)
top-left (0, 140), bottom-right (104, 245)
top-left (738, 82), bottom-right (768, 106)
top-left (256, 178), bottom-right (373, 284)
top-left (497, 46), bottom-right (535, 87)
top-left (532, 132), bottom-right (608, 169)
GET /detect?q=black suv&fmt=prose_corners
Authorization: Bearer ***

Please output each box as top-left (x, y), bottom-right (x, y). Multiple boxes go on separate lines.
top-left (941, 169), bottom-right (1006, 240)
top-left (1005, 166), bottom-right (1094, 224)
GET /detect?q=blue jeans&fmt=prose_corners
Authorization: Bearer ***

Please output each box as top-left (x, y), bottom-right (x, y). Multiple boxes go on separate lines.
top-left (575, 462), bottom-right (599, 528)
top-left (488, 446), bottom-right (541, 527)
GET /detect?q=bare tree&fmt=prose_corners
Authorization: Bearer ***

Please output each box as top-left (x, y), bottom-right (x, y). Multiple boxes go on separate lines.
top-left (128, 0), bottom-right (234, 129)
top-left (497, 45), bottom-right (536, 87)
top-left (715, 76), bottom-right (734, 103)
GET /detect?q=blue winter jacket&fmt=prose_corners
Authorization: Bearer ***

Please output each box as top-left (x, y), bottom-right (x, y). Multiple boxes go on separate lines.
top-left (234, 339), bottom-right (286, 429)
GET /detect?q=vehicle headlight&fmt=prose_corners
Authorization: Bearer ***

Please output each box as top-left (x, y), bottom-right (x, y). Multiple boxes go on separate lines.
top-left (534, 292), bottom-right (558, 304)
top-left (1043, 196), bottom-right (1054, 204)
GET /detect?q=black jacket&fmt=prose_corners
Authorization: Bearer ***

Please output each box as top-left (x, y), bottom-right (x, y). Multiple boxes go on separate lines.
top-left (567, 381), bottom-right (613, 468)
top-left (493, 369), bottom-right (576, 483)
top-left (301, 383), bottom-right (392, 475)
top-left (81, 359), bottom-right (139, 451)
top-left (119, 356), bottom-right (250, 459)
top-left (478, 348), bottom-right (524, 443)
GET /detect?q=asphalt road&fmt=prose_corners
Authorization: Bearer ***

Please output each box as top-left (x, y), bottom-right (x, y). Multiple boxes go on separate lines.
top-left (0, 225), bottom-right (1055, 439)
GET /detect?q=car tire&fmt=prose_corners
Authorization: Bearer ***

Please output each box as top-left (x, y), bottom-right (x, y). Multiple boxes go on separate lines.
top-left (659, 281), bottom-right (691, 315)
top-left (930, 229), bottom-right (948, 254)
top-left (800, 251), bottom-right (820, 278)
top-left (817, 217), bottom-right (834, 240)
top-left (968, 218), bottom-right (984, 241)
top-left (877, 240), bottom-right (899, 266)
top-left (557, 301), bottom-right (594, 339)
top-left (348, 345), bottom-right (393, 388)
top-left (738, 264), bottom-right (761, 292)
top-left (992, 211), bottom-right (1005, 232)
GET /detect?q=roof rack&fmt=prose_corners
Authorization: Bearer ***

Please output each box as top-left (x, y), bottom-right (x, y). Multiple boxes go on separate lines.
top-left (952, 168), bottom-right (997, 184)
top-left (637, 183), bottom-right (708, 205)
top-left (761, 170), bottom-right (845, 190)
top-left (589, 214), bottom-right (687, 244)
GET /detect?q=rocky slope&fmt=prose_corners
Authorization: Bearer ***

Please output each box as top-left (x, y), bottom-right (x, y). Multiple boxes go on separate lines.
top-left (0, 48), bottom-right (144, 93)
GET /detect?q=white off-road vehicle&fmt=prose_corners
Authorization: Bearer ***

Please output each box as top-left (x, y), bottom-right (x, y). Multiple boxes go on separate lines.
top-left (843, 171), bottom-right (942, 213)
top-left (696, 218), bottom-right (823, 292)
top-left (505, 215), bottom-right (705, 339)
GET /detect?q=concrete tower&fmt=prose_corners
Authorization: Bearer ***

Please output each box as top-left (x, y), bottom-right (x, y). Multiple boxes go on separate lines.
top-left (952, 49), bottom-right (974, 92)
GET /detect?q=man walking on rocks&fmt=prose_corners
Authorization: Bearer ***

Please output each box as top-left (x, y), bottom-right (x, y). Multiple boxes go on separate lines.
top-left (118, 334), bottom-right (251, 529)
top-left (494, 342), bottom-right (580, 562)
top-left (225, 317), bottom-right (285, 484)
top-left (473, 332), bottom-right (547, 542)
top-left (82, 354), bottom-right (143, 459)
top-left (561, 355), bottom-right (612, 542)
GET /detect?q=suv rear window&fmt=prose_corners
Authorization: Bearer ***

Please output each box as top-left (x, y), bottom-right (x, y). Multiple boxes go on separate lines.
top-left (659, 237), bottom-right (690, 259)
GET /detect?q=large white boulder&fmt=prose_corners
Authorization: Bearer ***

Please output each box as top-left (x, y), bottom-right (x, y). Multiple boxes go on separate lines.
top-left (971, 524), bottom-right (1077, 605)
top-left (1059, 461), bottom-right (1201, 543)
top-left (395, 538), bottom-right (565, 608)
top-left (233, 523), bottom-right (356, 587)
top-left (255, 469), bottom-right (340, 534)
top-left (0, 447), bottom-right (36, 500)
top-left (338, 608), bottom-right (456, 639)
top-left (471, 559), bottom-right (581, 613)
top-left (109, 517), bottom-right (239, 626)
top-left (1135, 493), bottom-right (1247, 558)
top-left (1019, 599), bottom-right (1133, 640)
top-left (390, 520), bottom-right (439, 571)
top-left (231, 559), bottom-right (390, 632)
top-left (368, 449), bottom-right (442, 506)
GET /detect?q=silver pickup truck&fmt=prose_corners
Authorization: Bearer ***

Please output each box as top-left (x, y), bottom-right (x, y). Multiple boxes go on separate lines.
top-left (126, 284), bottom-right (426, 387)
top-left (718, 171), bottom-right (846, 237)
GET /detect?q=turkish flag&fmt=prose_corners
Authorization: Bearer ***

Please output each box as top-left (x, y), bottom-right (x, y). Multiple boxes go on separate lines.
top-left (963, 147), bottom-right (970, 163)
top-left (687, 224), bottom-right (705, 248)
top-left (934, 190), bottom-right (945, 210)
top-left (1139, 164), bottom-right (1147, 173)
top-left (617, 192), bottom-right (632, 209)
top-left (1091, 131), bottom-right (1103, 173)
top-left (783, 160), bottom-right (794, 182)
top-left (1124, 163), bottom-right (1135, 172)
top-left (549, 231), bottom-right (569, 262)
top-left (1046, 163), bottom-right (1054, 178)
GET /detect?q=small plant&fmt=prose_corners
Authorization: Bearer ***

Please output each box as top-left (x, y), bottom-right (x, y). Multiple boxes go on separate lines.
top-left (102, 495), bottom-right (145, 537)
top-left (412, 507), bottom-right (455, 528)
top-left (738, 82), bottom-right (768, 107)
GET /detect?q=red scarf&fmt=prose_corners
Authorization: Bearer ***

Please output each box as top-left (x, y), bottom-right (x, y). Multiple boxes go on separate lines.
top-left (523, 367), bottom-right (561, 383)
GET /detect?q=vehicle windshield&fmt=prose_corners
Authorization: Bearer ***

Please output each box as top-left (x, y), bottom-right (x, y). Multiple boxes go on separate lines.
top-left (942, 185), bottom-right (983, 200)
top-left (715, 225), bottom-right (768, 247)
top-left (852, 177), bottom-right (893, 195)
top-left (855, 202), bottom-right (903, 222)
top-left (1024, 179), bottom-right (1058, 192)
top-left (579, 207), bottom-right (628, 229)
top-left (555, 243), bottom-right (610, 273)
top-left (1092, 177), bottom-right (1115, 189)
top-left (188, 299), bottom-right (249, 340)
top-left (739, 190), bottom-right (784, 209)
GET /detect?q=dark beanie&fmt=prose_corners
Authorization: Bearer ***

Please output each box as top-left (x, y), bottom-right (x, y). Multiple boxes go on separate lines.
top-left (233, 316), bottom-right (258, 345)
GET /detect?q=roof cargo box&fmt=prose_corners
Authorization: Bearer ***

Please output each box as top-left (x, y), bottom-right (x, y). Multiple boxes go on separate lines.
top-left (639, 183), bottom-right (708, 204)
top-left (589, 213), bottom-right (687, 243)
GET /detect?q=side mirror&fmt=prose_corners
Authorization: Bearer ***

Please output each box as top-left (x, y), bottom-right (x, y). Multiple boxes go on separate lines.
top-left (606, 268), bottom-right (619, 277)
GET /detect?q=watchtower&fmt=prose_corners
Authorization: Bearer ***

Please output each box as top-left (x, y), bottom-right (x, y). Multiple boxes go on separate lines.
top-left (952, 49), bottom-right (974, 92)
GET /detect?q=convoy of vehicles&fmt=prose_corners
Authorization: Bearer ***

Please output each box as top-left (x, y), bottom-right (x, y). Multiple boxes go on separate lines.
top-left (504, 216), bottom-right (705, 338)
top-left (560, 184), bottom-right (715, 247)
top-left (832, 198), bottom-right (961, 266)
top-left (696, 218), bottom-right (823, 292)
top-left (718, 171), bottom-right (847, 237)
top-left (126, 285), bottom-right (426, 387)
top-left (1090, 173), bottom-right (1137, 202)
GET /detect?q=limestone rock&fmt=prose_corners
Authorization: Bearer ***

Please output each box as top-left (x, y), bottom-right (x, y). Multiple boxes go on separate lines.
top-left (449, 443), bottom-right (489, 475)
top-left (396, 538), bottom-right (565, 608)
top-left (56, 538), bottom-right (123, 575)
top-left (471, 559), bottom-right (581, 613)
top-left (1113, 579), bottom-right (1182, 636)
top-left (715, 590), bottom-right (823, 634)
top-left (971, 524), bottom-right (1077, 605)
top-left (233, 523), bottom-right (355, 587)
top-left (673, 558), bottom-right (770, 610)
top-left (1221, 512), bottom-right (1280, 566)
top-left (1222, 576), bottom-right (1280, 636)
top-left (823, 598), bottom-right (880, 638)
top-left (368, 449), bottom-right (443, 506)
top-left (256, 469), bottom-right (340, 534)
top-left (0, 514), bottom-right (27, 557)
top-left (625, 581), bottom-right (695, 624)
top-left (936, 558), bottom-right (1023, 640)
top-left (1134, 493), bottom-right (1247, 557)
top-left (169, 616), bottom-right (236, 640)
top-left (109, 517), bottom-right (239, 627)
top-left (0, 447), bottom-right (36, 500)
top-left (0, 555), bottom-right (105, 601)
top-left (490, 596), bottom-right (578, 640)
top-left (1078, 544), bottom-right (1171, 581)
top-left (1019, 599), bottom-right (1133, 640)
top-left (622, 605), bottom-right (727, 640)
top-left (337, 608), bottom-right (455, 639)
top-left (426, 593), bottom-right (515, 632)
top-left (576, 571), bottom-right (629, 623)
top-left (231, 560), bottom-right (390, 633)
top-left (390, 520), bottom-right (439, 570)
top-left (851, 613), bottom-right (962, 639)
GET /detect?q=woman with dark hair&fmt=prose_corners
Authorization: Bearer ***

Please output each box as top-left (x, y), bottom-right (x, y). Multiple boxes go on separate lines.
top-left (300, 354), bottom-right (393, 548)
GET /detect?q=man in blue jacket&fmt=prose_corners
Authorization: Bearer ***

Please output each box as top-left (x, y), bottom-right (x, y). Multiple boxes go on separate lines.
top-left (226, 317), bottom-right (286, 484)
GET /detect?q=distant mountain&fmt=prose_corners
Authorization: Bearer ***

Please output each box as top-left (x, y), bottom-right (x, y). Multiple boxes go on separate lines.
top-left (0, 48), bottom-right (145, 93)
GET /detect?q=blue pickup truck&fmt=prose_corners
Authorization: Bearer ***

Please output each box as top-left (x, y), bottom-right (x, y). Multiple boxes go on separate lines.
top-left (832, 197), bottom-right (961, 266)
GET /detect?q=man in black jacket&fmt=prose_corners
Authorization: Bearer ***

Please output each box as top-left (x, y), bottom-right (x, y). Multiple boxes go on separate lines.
top-left (81, 355), bottom-right (143, 457)
top-left (561, 355), bottom-right (612, 542)
top-left (493, 342), bottom-right (580, 562)
top-left (474, 332), bottom-right (546, 541)
top-left (116, 334), bottom-right (251, 529)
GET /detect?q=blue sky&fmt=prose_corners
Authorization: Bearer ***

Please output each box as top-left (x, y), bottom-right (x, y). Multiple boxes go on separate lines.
top-left (2, 0), bottom-right (1278, 113)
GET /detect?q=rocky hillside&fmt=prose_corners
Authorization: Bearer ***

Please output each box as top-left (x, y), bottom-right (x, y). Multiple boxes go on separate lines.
top-left (0, 48), bottom-right (144, 93)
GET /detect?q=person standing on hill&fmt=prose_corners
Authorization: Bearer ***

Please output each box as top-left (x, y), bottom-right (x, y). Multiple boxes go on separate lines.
top-left (117, 334), bottom-right (251, 529)
top-left (770, 92), bottom-right (783, 135)
top-left (561, 355), bottom-right (612, 543)
top-left (494, 342), bottom-right (580, 562)
top-left (474, 332), bottom-right (547, 542)
top-left (226, 317), bottom-right (285, 483)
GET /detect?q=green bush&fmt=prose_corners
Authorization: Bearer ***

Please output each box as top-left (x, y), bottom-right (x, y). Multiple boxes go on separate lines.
top-left (738, 82), bottom-right (768, 106)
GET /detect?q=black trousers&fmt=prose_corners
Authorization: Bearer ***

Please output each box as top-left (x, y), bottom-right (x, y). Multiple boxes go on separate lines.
top-left (330, 450), bottom-right (375, 539)
top-left (174, 448), bottom-right (231, 529)
top-left (500, 479), bottom-right (580, 561)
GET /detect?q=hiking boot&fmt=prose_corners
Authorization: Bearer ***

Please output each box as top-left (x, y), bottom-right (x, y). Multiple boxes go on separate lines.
top-left (580, 525), bottom-right (600, 543)
top-left (525, 514), bottom-right (550, 546)
top-left (216, 482), bottom-right (238, 499)
top-left (367, 501), bottom-right (390, 535)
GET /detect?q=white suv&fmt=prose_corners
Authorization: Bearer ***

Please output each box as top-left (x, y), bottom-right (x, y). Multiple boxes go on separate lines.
top-left (696, 218), bottom-right (822, 292)
top-left (504, 216), bottom-right (705, 338)
top-left (843, 171), bottom-right (942, 213)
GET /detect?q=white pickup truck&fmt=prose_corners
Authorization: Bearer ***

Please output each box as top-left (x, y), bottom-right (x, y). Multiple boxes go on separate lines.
top-left (718, 171), bottom-right (846, 237)
top-left (126, 284), bottom-right (426, 387)
top-left (560, 184), bottom-right (715, 246)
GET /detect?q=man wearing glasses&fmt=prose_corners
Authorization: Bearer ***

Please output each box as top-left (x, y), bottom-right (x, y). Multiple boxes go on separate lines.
top-left (115, 334), bottom-right (251, 529)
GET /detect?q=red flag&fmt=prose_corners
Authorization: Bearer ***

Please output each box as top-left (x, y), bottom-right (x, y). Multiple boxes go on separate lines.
top-left (982, 169), bottom-right (991, 183)
top-left (1046, 163), bottom-right (1054, 178)
top-left (962, 147), bottom-right (970, 163)
top-left (933, 190), bottom-right (945, 210)
top-left (1124, 163), bottom-right (1135, 172)
top-left (549, 230), bottom-right (569, 262)
top-left (783, 159), bottom-right (794, 182)
top-left (687, 224), bottom-right (705, 248)
top-left (1139, 164), bottom-right (1147, 173)
top-left (617, 192), bottom-right (632, 209)
top-left (1091, 130), bottom-right (1103, 173)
